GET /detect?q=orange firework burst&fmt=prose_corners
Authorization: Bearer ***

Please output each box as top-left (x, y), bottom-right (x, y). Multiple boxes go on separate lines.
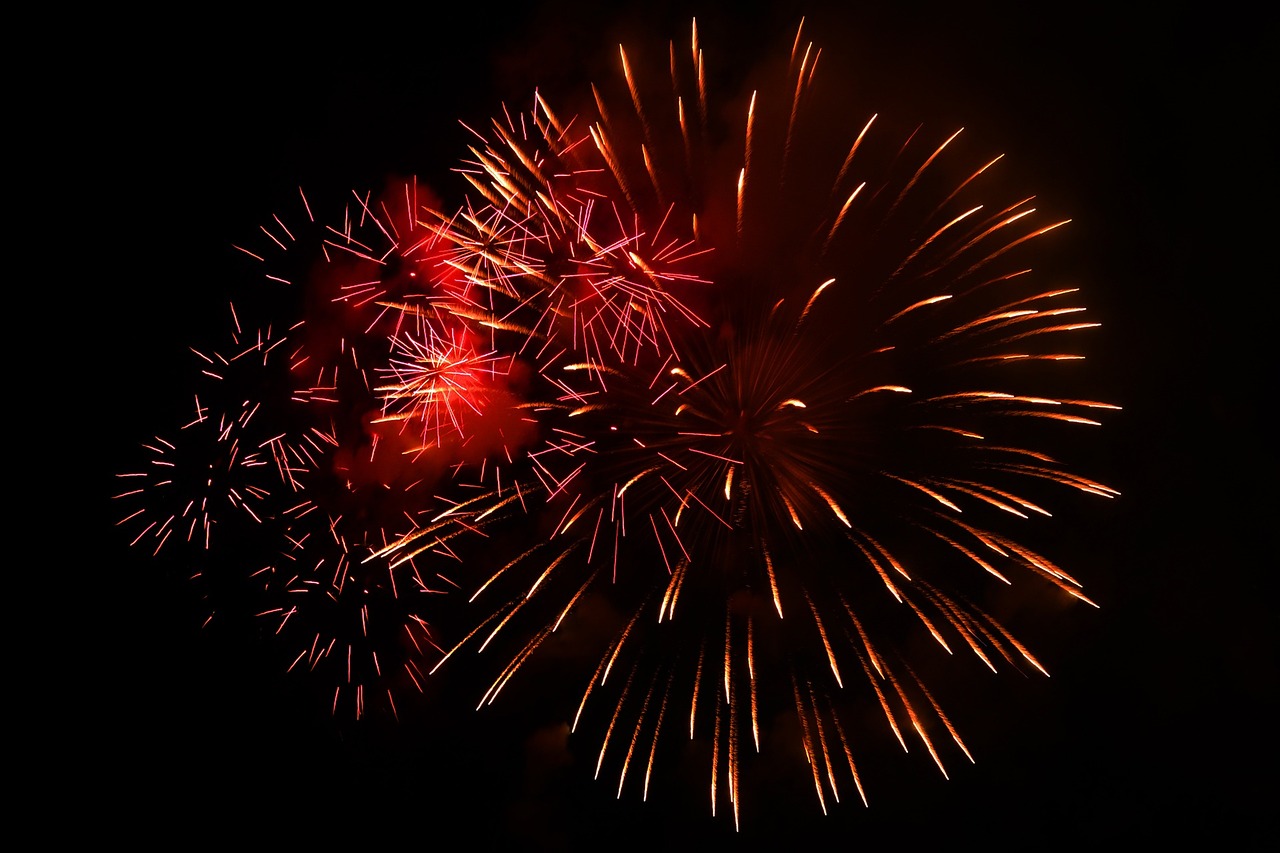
top-left (393, 18), bottom-right (1119, 827)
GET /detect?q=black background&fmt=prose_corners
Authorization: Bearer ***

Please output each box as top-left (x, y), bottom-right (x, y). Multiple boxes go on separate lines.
top-left (68, 1), bottom-right (1269, 847)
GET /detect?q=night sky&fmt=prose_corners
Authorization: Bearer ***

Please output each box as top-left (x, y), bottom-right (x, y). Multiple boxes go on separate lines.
top-left (73, 1), bottom-right (1268, 847)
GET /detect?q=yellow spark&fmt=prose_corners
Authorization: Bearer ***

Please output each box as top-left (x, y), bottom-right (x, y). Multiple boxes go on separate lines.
top-left (781, 492), bottom-right (803, 529)
top-left (798, 278), bottom-right (836, 326)
top-left (889, 474), bottom-right (963, 512)
top-left (595, 669), bottom-right (635, 780)
top-left (736, 167), bottom-right (745, 238)
top-left (905, 595), bottom-right (953, 654)
top-left (642, 683), bottom-right (670, 801)
top-left (764, 545), bottom-right (783, 618)
top-left (834, 113), bottom-right (877, 187)
top-left (792, 677), bottom-right (829, 815)
top-left (885, 294), bottom-right (953, 325)
top-left (810, 482), bottom-right (851, 527)
top-left (807, 593), bottom-right (843, 687)
top-left (690, 644), bottom-right (704, 738)
top-left (893, 205), bottom-right (984, 281)
top-left (748, 618), bottom-right (760, 751)
top-left (825, 183), bottom-right (865, 248)
top-left (723, 612), bottom-right (732, 704)
top-left (616, 676), bottom-right (657, 799)
top-left (852, 385), bottom-right (912, 399)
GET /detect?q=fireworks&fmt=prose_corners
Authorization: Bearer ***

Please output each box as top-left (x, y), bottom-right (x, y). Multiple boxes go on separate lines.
top-left (116, 17), bottom-right (1117, 828)
top-left (116, 181), bottom-right (471, 717)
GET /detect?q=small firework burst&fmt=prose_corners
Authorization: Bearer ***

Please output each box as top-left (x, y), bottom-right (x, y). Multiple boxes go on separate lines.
top-left (113, 306), bottom-right (293, 558)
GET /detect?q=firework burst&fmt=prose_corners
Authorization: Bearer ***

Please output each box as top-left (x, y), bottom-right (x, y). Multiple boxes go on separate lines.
top-left (115, 14), bottom-right (1118, 825)
top-left (398, 19), bottom-right (1119, 827)
top-left (112, 306), bottom-right (293, 560)
top-left (246, 448), bottom-right (453, 720)
top-left (118, 178), bottom-right (494, 718)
